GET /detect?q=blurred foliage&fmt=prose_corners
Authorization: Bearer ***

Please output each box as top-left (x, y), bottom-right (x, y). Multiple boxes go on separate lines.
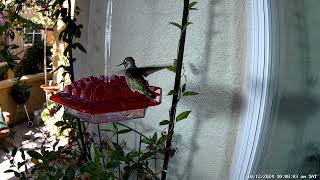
top-left (14, 42), bottom-right (52, 78)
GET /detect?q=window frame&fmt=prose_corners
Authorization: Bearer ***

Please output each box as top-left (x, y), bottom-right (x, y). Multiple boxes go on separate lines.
top-left (230, 0), bottom-right (279, 179)
top-left (23, 28), bottom-right (44, 46)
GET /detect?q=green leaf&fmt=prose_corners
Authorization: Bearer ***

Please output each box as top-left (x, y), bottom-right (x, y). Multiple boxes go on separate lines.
top-left (106, 160), bottom-right (120, 169)
top-left (117, 129), bottom-right (132, 134)
top-left (20, 149), bottom-right (25, 160)
top-left (14, 171), bottom-right (20, 177)
top-left (122, 171), bottom-right (130, 180)
top-left (4, 169), bottom-right (17, 173)
top-left (55, 121), bottom-right (65, 127)
top-left (79, 161), bottom-right (97, 174)
top-left (27, 150), bottom-right (43, 160)
top-left (152, 132), bottom-right (157, 143)
top-left (141, 138), bottom-right (153, 145)
top-left (101, 128), bottom-right (113, 132)
top-left (167, 90), bottom-right (177, 96)
top-left (18, 161), bottom-right (27, 169)
top-left (167, 66), bottom-right (175, 72)
top-left (182, 22), bottom-right (193, 32)
top-left (167, 59), bottom-right (177, 73)
top-left (169, 22), bottom-right (182, 30)
top-left (189, 1), bottom-right (198, 9)
top-left (53, 139), bottom-right (60, 150)
top-left (127, 151), bottom-right (140, 159)
top-left (64, 166), bottom-right (76, 179)
top-left (107, 173), bottom-right (116, 180)
top-left (11, 147), bottom-right (18, 157)
top-left (64, 44), bottom-right (72, 56)
top-left (112, 122), bottom-right (118, 131)
top-left (159, 120), bottom-right (172, 126)
top-left (183, 91), bottom-right (199, 96)
top-left (176, 111), bottom-right (192, 122)
top-left (157, 135), bottom-right (166, 145)
top-left (112, 142), bottom-right (124, 157)
top-left (5, 169), bottom-right (20, 177)
top-left (182, 84), bottom-right (186, 93)
top-left (141, 152), bottom-right (153, 160)
top-left (31, 158), bottom-right (39, 164)
top-left (20, 172), bottom-right (26, 179)
top-left (189, 7), bottom-right (198, 10)
top-left (90, 144), bottom-right (96, 162)
top-left (32, 137), bottom-right (41, 142)
top-left (75, 42), bottom-right (87, 53)
top-left (4, 169), bottom-right (20, 177)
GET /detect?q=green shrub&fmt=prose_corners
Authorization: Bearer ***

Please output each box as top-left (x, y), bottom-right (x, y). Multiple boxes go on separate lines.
top-left (14, 43), bottom-right (52, 78)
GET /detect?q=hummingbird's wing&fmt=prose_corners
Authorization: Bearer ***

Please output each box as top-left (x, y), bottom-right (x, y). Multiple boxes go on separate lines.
top-left (125, 69), bottom-right (148, 90)
top-left (137, 66), bottom-right (169, 77)
top-left (126, 69), bottom-right (157, 98)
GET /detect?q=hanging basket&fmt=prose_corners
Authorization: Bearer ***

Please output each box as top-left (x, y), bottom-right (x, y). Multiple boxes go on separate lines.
top-left (50, 75), bottom-right (162, 123)
top-left (10, 82), bottom-right (32, 105)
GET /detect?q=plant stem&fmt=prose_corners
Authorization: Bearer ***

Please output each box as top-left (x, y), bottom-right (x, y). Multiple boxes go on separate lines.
top-left (67, 0), bottom-right (75, 82)
top-left (161, 0), bottom-right (189, 179)
top-left (116, 129), bottom-right (121, 178)
top-left (97, 123), bottom-right (106, 168)
top-left (116, 122), bottom-right (149, 139)
top-left (76, 118), bottom-right (87, 159)
top-left (69, 46), bottom-right (74, 82)
top-left (137, 135), bottom-right (142, 180)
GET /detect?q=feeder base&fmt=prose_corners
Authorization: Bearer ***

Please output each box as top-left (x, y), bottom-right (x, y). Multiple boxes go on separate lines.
top-left (65, 107), bottom-right (146, 124)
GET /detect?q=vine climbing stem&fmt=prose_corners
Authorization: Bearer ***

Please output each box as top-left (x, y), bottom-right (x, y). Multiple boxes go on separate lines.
top-left (66, 0), bottom-right (87, 159)
top-left (67, 0), bottom-right (75, 82)
top-left (161, 0), bottom-right (190, 179)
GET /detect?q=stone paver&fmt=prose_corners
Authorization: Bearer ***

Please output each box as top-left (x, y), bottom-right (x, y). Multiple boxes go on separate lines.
top-left (0, 122), bottom-right (67, 180)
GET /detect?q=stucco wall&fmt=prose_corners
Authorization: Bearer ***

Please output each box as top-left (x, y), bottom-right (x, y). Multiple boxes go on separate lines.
top-left (74, 0), bottom-right (247, 179)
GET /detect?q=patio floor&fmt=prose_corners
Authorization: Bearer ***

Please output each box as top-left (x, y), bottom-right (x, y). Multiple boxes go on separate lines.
top-left (0, 121), bottom-right (68, 179)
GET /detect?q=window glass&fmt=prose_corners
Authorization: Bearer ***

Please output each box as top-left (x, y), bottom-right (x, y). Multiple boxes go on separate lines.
top-left (23, 28), bottom-right (43, 45)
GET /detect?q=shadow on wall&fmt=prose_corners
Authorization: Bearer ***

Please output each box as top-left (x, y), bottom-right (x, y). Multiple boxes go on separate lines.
top-left (108, 0), bottom-right (244, 178)
top-left (165, 0), bottom-right (243, 179)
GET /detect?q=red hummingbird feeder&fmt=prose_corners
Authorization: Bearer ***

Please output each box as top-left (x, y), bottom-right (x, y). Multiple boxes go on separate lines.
top-left (50, 75), bottom-right (162, 123)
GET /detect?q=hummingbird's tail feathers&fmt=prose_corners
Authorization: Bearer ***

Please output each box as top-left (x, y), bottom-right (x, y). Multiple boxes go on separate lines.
top-left (139, 66), bottom-right (170, 77)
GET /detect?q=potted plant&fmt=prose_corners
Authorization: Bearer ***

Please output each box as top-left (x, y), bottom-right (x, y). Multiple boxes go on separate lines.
top-left (9, 80), bottom-right (32, 104)
top-left (0, 64), bottom-right (9, 80)
top-left (14, 42), bottom-right (52, 77)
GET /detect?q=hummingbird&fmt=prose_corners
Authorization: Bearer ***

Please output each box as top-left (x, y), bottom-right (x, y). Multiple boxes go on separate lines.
top-left (117, 57), bottom-right (168, 99)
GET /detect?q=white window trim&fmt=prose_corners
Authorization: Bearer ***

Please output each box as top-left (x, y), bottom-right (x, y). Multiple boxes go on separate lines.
top-left (230, 0), bottom-right (279, 179)
top-left (23, 28), bottom-right (44, 46)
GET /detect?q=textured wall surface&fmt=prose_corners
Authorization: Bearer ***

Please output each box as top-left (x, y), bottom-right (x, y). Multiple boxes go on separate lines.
top-left (74, 0), bottom-right (247, 179)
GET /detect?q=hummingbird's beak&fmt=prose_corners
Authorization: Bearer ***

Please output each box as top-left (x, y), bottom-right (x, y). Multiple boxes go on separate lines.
top-left (117, 62), bottom-right (124, 67)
